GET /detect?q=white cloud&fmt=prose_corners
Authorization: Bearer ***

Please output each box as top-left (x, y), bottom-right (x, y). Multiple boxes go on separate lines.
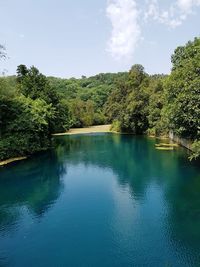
top-left (177, 0), bottom-right (200, 12)
top-left (106, 0), bottom-right (200, 60)
top-left (177, 0), bottom-right (193, 12)
top-left (106, 0), bottom-right (141, 60)
top-left (145, 0), bottom-right (200, 28)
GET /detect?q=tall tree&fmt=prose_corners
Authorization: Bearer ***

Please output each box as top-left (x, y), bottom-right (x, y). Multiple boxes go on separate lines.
top-left (164, 38), bottom-right (200, 140)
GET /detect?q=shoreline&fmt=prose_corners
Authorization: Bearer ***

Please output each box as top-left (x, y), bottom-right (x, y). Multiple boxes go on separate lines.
top-left (52, 125), bottom-right (113, 136)
top-left (0, 157), bottom-right (27, 167)
top-left (0, 125), bottom-right (113, 167)
top-left (0, 127), bottom-right (179, 167)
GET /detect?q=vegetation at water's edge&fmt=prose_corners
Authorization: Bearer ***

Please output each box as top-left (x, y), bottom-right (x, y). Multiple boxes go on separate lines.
top-left (0, 37), bottom-right (200, 161)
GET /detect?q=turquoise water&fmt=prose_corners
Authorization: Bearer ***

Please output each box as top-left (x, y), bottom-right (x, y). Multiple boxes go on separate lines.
top-left (0, 134), bottom-right (200, 267)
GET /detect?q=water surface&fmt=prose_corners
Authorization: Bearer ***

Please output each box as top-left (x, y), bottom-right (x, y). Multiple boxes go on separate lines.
top-left (0, 134), bottom-right (200, 267)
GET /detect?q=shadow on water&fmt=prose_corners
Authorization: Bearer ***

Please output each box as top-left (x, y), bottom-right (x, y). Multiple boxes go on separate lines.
top-left (0, 151), bottom-right (66, 235)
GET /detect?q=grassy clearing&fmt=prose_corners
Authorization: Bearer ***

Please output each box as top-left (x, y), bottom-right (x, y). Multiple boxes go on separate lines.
top-left (53, 125), bottom-right (112, 136)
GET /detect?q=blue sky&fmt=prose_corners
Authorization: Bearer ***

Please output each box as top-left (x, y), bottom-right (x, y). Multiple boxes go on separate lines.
top-left (0, 0), bottom-right (200, 78)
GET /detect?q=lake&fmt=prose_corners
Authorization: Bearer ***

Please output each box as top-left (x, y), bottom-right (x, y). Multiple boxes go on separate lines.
top-left (0, 134), bottom-right (200, 267)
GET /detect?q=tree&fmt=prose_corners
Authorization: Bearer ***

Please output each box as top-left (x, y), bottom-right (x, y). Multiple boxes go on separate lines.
top-left (105, 65), bottom-right (150, 134)
top-left (164, 38), bottom-right (200, 140)
top-left (17, 65), bottom-right (70, 133)
top-left (147, 76), bottom-right (166, 136)
top-left (0, 96), bottom-right (55, 160)
top-left (16, 64), bottom-right (28, 83)
top-left (17, 65), bottom-right (48, 100)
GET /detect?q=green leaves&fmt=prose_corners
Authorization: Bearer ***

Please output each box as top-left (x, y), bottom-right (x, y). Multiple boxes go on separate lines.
top-left (165, 37), bottom-right (200, 140)
top-left (0, 65), bottom-right (71, 160)
top-left (190, 141), bottom-right (200, 160)
top-left (105, 64), bottom-right (150, 134)
top-left (48, 72), bottom-right (128, 128)
top-left (1, 37), bottom-right (200, 160)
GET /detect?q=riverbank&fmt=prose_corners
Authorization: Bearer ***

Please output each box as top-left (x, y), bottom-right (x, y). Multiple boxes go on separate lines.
top-left (0, 125), bottom-right (113, 167)
top-left (0, 127), bottom-right (184, 167)
top-left (0, 157), bottom-right (27, 167)
top-left (169, 131), bottom-right (193, 152)
top-left (53, 125), bottom-right (113, 136)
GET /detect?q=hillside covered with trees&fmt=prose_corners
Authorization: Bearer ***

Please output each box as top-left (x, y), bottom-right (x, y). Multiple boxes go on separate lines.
top-left (0, 37), bottom-right (199, 161)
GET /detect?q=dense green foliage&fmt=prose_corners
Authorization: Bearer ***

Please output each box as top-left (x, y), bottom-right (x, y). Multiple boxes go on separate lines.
top-left (164, 38), bottom-right (200, 140)
top-left (105, 38), bottom-right (200, 158)
top-left (104, 66), bottom-right (166, 135)
top-left (48, 72), bottom-right (127, 127)
top-left (0, 37), bottom-right (199, 160)
top-left (0, 65), bottom-right (70, 160)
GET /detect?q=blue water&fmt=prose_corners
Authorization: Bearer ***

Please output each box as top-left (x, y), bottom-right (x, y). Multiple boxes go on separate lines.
top-left (0, 134), bottom-right (200, 267)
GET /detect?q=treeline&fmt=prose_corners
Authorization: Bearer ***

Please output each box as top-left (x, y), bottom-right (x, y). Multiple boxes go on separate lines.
top-left (0, 64), bottom-right (126, 160)
top-left (0, 37), bottom-right (200, 160)
top-left (104, 37), bottom-right (200, 159)
top-left (48, 72), bottom-right (127, 127)
top-left (0, 65), bottom-right (70, 160)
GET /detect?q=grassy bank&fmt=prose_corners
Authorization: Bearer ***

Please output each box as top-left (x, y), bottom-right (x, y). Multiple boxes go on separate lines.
top-left (52, 125), bottom-right (112, 136)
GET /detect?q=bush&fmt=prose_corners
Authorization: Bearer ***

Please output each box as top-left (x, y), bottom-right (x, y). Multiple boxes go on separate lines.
top-left (111, 120), bottom-right (121, 132)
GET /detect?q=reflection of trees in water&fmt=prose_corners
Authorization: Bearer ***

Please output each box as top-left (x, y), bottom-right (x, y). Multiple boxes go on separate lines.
top-left (0, 151), bottom-right (66, 234)
top-left (164, 158), bottom-right (200, 252)
top-left (0, 256), bottom-right (9, 267)
top-left (54, 134), bottom-right (200, 256)
top-left (54, 134), bottom-right (188, 197)
top-left (1, 133), bottom-right (200, 263)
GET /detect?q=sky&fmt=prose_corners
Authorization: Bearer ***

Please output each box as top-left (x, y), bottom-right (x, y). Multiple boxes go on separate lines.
top-left (0, 0), bottom-right (200, 78)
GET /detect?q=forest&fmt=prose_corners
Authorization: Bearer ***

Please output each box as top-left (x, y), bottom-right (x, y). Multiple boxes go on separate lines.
top-left (0, 37), bottom-right (200, 161)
